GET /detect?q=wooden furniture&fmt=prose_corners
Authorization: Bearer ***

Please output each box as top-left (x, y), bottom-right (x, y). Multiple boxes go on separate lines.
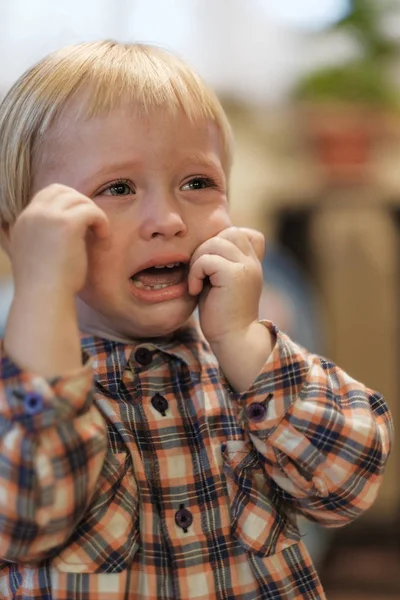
top-left (269, 185), bottom-right (399, 524)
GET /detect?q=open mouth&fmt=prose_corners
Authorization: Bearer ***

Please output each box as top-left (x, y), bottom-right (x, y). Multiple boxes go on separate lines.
top-left (130, 262), bottom-right (188, 291)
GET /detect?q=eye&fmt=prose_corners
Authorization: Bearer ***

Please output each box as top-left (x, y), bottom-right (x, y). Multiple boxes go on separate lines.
top-left (102, 180), bottom-right (135, 196)
top-left (181, 177), bottom-right (216, 191)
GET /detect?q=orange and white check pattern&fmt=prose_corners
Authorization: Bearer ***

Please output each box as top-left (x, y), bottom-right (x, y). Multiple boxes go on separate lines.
top-left (0, 321), bottom-right (393, 599)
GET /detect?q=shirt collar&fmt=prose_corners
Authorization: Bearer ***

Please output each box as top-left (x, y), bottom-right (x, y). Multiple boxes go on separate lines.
top-left (80, 318), bottom-right (217, 390)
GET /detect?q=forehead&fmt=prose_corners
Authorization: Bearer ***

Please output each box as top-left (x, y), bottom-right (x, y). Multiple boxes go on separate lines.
top-left (45, 102), bottom-right (224, 163)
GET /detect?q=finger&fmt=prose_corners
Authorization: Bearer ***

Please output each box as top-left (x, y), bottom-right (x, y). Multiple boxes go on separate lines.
top-left (88, 209), bottom-right (110, 240)
top-left (188, 254), bottom-right (238, 296)
top-left (30, 184), bottom-right (82, 206)
top-left (238, 228), bottom-right (265, 260)
top-left (215, 226), bottom-right (254, 255)
top-left (68, 204), bottom-right (110, 239)
top-left (215, 227), bottom-right (265, 261)
top-left (190, 236), bottom-right (245, 268)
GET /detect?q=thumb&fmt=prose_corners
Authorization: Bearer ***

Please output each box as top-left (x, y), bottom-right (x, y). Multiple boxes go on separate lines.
top-left (90, 208), bottom-right (110, 240)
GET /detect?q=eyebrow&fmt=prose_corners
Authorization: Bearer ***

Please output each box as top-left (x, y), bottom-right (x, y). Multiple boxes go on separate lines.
top-left (80, 154), bottom-right (225, 190)
top-left (79, 160), bottom-right (140, 187)
top-left (178, 154), bottom-right (224, 173)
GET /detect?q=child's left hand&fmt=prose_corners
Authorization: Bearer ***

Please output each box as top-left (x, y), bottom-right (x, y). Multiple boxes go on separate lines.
top-left (188, 227), bottom-right (265, 345)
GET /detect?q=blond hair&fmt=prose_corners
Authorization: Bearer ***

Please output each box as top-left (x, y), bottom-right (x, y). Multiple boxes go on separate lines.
top-left (0, 40), bottom-right (234, 224)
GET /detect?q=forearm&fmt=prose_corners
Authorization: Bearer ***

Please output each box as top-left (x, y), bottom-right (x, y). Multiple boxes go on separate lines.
top-left (4, 289), bottom-right (82, 377)
top-left (258, 384), bottom-right (392, 525)
top-left (231, 325), bottom-right (393, 525)
top-left (0, 352), bottom-right (107, 562)
top-left (0, 409), bottom-right (107, 562)
top-left (211, 320), bottom-right (275, 393)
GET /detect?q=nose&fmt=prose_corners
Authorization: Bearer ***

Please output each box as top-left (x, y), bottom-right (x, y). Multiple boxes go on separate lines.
top-left (139, 191), bottom-right (187, 240)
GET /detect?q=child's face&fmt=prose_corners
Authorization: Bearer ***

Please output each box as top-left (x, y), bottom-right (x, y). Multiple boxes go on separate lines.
top-left (32, 103), bottom-right (232, 339)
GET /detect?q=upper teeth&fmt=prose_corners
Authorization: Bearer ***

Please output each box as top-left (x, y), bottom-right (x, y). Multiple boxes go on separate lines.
top-left (154, 262), bottom-right (181, 269)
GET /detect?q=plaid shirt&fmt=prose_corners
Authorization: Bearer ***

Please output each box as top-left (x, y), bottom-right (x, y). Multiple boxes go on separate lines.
top-left (0, 320), bottom-right (392, 599)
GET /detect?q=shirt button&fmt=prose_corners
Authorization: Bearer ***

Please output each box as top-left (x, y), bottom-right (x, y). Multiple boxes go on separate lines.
top-left (246, 402), bottom-right (266, 423)
top-left (175, 505), bottom-right (193, 532)
top-left (24, 393), bottom-right (43, 415)
top-left (151, 394), bottom-right (168, 416)
top-left (134, 347), bottom-right (153, 366)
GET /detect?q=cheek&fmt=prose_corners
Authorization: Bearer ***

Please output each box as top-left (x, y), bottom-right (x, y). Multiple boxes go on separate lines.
top-left (198, 206), bottom-right (232, 237)
top-left (85, 233), bottom-right (123, 286)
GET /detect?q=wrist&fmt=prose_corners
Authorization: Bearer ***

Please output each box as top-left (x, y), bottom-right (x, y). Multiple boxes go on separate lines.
top-left (210, 320), bottom-right (273, 353)
top-left (211, 321), bottom-right (275, 393)
top-left (5, 288), bottom-right (81, 377)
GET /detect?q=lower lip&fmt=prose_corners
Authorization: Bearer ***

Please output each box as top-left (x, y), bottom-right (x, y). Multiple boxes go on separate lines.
top-left (128, 279), bottom-right (189, 303)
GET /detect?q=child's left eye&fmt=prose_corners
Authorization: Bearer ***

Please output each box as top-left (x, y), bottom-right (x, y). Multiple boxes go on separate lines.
top-left (103, 181), bottom-right (135, 196)
top-left (181, 177), bottom-right (215, 191)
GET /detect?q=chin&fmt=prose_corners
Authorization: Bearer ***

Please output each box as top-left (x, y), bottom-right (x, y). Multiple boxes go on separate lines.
top-left (126, 301), bottom-right (196, 340)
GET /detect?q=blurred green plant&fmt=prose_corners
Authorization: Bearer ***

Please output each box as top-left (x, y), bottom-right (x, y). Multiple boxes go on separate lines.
top-left (294, 62), bottom-right (400, 109)
top-left (333, 0), bottom-right (397, 61)
top-left (293, 0), bottom-right (400, 109)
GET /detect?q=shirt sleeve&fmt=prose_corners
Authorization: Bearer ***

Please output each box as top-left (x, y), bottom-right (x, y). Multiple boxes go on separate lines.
top-left (0, 346), bottom-right (108, 562)
top-left (232, 321), bottom-right (394, 527)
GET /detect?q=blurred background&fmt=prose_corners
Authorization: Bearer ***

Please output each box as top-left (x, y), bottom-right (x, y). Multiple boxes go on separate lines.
top-left (1, 0), bottom-right (399, 597)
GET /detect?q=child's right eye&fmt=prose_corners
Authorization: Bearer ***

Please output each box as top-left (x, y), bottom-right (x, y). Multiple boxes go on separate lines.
top-left (102, 180), bottom-right (135, 196)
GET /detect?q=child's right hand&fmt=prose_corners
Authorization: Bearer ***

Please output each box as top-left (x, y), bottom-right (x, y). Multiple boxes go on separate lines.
top-left (9, 184), bottom-right (109, 296)
top-left (3, 184), bottom-right (109, 377)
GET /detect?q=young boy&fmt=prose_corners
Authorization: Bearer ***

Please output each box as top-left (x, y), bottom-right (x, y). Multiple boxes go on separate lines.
top-left (0, 41), bottom-right (393, 600)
